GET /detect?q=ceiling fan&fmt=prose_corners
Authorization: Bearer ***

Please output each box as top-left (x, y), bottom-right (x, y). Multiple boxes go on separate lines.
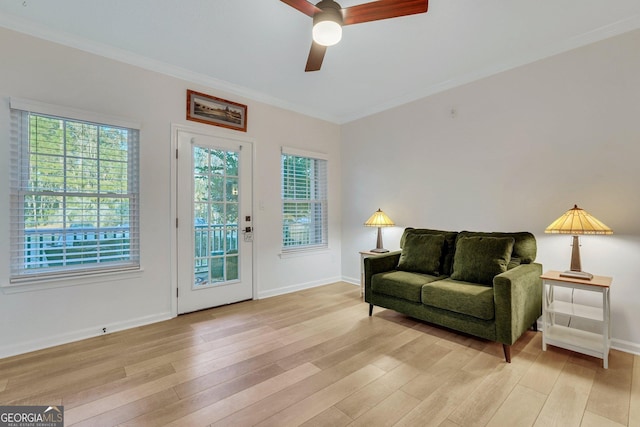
top-left (280, 0), bottom-right (429, 71)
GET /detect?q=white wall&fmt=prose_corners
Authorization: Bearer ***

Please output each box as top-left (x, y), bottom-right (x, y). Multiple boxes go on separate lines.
top-left (341, 29), bottom-right (640, 354)
top-left (0, 28), bottom-right (342, 358)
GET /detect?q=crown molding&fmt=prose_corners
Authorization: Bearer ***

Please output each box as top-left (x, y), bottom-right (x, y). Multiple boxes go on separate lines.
top-left (338, 14), bottom-right (640, 124)
top-left (2, 11), bottom-right (639, 125)
top-left (0, 12), bottom-right (341, 124)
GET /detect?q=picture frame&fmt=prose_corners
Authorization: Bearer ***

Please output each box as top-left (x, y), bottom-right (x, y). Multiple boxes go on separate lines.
top-left (186, 89), bottom-right (247, 132)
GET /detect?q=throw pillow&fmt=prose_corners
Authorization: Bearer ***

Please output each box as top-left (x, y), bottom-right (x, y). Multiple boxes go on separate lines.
top-left (450, 236), bottom-right (514, 285)
top-left (508, 256), bottom-right (521, 270)
top-left (397, 232), bottom-right (445, 276)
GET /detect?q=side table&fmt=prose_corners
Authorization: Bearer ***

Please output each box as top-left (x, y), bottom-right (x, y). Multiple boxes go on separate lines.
top-left (359, 251), bottom-right (379, 299)
top-left (541, 270), bottom-right (612, 368)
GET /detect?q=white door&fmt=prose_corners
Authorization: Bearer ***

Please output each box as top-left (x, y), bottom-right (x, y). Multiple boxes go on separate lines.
top-left (177, 130), bottom-right (253, 313)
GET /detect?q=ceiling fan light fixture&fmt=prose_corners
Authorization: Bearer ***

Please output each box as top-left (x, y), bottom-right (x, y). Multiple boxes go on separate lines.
top-left (313, 20), bottom-right (342, 46)
top-left (312, 4), bottom-right (343, 46)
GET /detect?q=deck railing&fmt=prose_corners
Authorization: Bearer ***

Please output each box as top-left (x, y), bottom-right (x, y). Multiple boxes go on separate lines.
top-left (23, 224), bottom-right (240, 273)
top-left (23, 226), bottom-right (130, 269)
top-left (194, 224), bottom-right (238, 280)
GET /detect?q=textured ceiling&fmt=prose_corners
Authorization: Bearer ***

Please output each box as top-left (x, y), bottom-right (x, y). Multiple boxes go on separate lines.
top-left (1, 0), bottom-right (639, 123)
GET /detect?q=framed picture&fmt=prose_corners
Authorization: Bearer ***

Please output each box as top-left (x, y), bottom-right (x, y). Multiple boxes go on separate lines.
top-left (186, 90), bottom-right (247, 132)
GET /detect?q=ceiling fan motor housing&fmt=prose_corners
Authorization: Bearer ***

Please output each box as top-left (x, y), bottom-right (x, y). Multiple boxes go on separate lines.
top-left (314, 0), bottom-right (343, 25)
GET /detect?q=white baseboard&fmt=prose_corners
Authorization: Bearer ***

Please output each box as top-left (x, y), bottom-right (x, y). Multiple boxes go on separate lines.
top-left (0, 311), bottom-right (173, 359)
top-left (612, 338), bottom-right (640, 356)
top-left (257, 276), bottom-right (343, 299)
top-left (342, 275), bottom-right (360, 286)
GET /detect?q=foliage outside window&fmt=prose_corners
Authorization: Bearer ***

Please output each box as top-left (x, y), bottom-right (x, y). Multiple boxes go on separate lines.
top-left (281, 148), bottom-right (328, 251)
top-left (9, 103), bottom-right (140, 282)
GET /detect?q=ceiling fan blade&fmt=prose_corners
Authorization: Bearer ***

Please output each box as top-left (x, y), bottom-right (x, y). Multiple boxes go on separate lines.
top-left (342, 0), bottom-right (428, 26)
top-left (280, 0), bottom-right (322, 17)
top-left (305, 41), bottom-right (327, 72)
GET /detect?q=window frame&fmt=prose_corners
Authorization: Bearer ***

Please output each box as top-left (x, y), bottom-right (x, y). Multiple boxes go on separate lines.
top-left (7, 98), bottom-right (141, 285)
top-left (281, 146), bottom-right (328, 253)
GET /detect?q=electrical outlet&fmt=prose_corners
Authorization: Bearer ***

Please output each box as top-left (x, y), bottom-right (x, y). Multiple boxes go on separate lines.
top-left (102, 327), bottom-right (107, 334)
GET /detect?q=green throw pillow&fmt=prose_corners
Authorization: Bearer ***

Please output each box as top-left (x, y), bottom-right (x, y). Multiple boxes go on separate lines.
top-left (397, 232), bottom-right (445, 276)
top-left (507, 256), bottom-right (521, 270)
top-left (450, 236), bottom-right (514, 285)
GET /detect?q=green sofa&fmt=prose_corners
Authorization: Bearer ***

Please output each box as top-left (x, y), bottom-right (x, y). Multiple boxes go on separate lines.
top-left (364, 228), bottom-right (542, 362)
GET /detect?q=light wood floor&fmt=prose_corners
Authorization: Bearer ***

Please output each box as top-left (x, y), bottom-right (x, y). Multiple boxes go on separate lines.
top-left (1, 282), bottom-right (638, 426)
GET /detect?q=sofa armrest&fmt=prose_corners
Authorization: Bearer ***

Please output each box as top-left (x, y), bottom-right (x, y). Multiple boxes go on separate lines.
top-left (364, 251), bottom-right (401, 300)
top-left (493, 262), bottom-right (543, 345)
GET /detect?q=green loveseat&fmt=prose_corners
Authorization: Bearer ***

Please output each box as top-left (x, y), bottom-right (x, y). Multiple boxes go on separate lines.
top-left (364, 228), bottom-right (542, 362)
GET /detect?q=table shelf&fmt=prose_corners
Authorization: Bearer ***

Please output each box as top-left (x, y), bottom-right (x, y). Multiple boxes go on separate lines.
top-left (547, 300), bottom-right (603, 322)
top-left (541, 271), bottom-right (612, 369)
top-left (545, 325), bottom-right (607, 359)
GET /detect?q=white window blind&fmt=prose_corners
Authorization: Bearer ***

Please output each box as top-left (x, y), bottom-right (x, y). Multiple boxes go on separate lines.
top-left (281, 146), bottom-right (328, 251)
top-left (9, 99), bottom-right (140, 283)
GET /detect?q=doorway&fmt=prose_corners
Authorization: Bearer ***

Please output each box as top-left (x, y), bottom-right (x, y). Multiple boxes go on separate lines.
top-left (175, 128), bottom-right (253, 313)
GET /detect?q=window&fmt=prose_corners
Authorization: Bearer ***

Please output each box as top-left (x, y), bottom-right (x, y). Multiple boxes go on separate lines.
top-left (9, 99), bottom-right (140, 283)
top-left (281, 146), bottom-right (328, 251)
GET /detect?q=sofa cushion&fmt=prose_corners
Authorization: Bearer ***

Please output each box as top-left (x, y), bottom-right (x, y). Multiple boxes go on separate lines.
top-left (401, 228), bottom-right (459, 275)
top-left (422, 278), bottom-right (495, 320)
top-left (457, 231), bottom-right (537, 264)
top-left (397, 232), bottom-right (445, 275)
top-left (450, 236), bottom-right (514, 285)
top-left (371, 270), bottom-right (440, 303)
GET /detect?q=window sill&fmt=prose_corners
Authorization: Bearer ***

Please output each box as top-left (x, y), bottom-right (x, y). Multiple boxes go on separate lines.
top-left (279, 247), bottom-right (331, 259)
top-left (2, 267), bottom-right (144, 294)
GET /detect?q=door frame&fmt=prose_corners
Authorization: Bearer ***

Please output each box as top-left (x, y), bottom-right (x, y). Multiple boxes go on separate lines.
top-left (170, 123), bottom-right (257, 317)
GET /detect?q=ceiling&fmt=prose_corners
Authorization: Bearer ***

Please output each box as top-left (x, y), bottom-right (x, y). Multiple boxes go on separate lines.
top-left (1, 0), bottom-right (640, 124)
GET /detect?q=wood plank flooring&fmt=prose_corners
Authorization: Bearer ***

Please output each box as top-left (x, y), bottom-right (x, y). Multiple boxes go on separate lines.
top-left (1, 282), bottom-right (638, 426)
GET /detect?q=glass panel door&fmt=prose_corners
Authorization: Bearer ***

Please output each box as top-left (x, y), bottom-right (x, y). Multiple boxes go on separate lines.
top-left (193, 146), bottom-right (239, 286)
top-left (177, 130), bottom-right (252, 313)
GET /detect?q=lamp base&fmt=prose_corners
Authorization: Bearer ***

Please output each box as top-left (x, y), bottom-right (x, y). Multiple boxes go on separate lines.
top-left (370, 248), bottom-right (389, 253)
top-left (559, 270), bottom-right (593, 280)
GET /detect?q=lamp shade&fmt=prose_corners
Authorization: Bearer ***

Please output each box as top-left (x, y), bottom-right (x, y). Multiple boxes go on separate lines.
top-left (545, 204), bottom-right (613, 235)
top-left (364, 209), bottom-right (395, 227)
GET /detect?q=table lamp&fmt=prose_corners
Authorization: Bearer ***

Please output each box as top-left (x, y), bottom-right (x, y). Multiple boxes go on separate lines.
top-left (364, 208), bottom-right (395, 253)
top-left (545, 204), bottom-right (612, 280)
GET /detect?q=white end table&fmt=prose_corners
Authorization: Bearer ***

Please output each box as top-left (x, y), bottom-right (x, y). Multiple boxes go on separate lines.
top-left (541, 270), bottom-right (612, 368)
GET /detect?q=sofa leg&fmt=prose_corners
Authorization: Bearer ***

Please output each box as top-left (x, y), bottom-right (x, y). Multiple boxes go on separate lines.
top-left (369, 304), bottom-right (373, 317)
top-left (503, 344), bottom-right (511, 363)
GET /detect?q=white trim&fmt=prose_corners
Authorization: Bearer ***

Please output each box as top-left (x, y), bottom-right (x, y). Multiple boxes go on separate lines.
top-left (279, 248), bottom-right (331, 259)
top-left (170, 124), bottom-right (179, 317)
top-left (1, 268), bottom-right (144, 294)
top-left (257, 277), bottom-right (342, 299)
top-left (0, 311), bottom-right (172, 359)
top-left (339, 15), bottom-right (640, 123)
top-left (281, 146), bottom-right (329, 161)
top-left (3, 13), bottom-right (639, 124)
top-left (612, 338), bottom-right (640, 356)
top-left (9, 97), bottom-right (141, 129)
top-left (341, 275), bottom-right (360, 286)
top-left (170, 123), bottom-right (257, 316)
top-left (0, 15), bottom-right (340, 124)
